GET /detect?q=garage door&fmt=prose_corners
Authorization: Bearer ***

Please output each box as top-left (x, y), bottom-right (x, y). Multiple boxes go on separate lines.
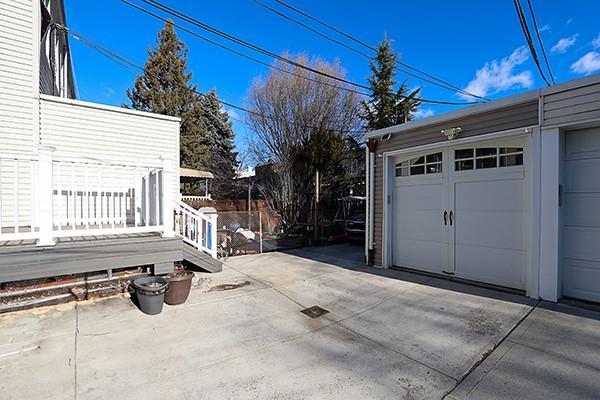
top-left (392, 138), bottom-right (527, 290)
top-left (393, 152), bottom-right (447, 275)
top-left (563, 127), bottom-right (600, 303)
top-left (448, 145), bottom-right (527, 289)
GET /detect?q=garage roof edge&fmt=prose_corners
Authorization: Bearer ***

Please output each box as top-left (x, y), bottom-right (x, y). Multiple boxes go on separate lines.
top-left (364, 90), bottom-right (540, 140)
top-left (364, 73), bottom-right (600, 140)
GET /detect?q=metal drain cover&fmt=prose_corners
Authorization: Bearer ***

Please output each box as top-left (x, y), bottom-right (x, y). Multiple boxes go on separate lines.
top-left (301, 305), bottom-right (329, 319)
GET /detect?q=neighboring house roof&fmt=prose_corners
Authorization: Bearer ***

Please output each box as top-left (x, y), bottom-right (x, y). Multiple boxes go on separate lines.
top-left (180, 168), bottom-right (214, 180)
top-left (40, 0), bottom-right (76, 99)
top-left (236, 166), bottom-right (256, 179)
top-left (365, 73), bottom-right (600, 140)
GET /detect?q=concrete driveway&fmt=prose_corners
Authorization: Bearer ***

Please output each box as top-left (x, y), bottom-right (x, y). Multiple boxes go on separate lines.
top-left (1, 244), bottom-right (599, 399)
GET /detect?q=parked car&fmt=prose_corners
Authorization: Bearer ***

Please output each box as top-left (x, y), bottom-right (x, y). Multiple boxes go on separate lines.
top-left (345, 212), bottom-right (365, 242)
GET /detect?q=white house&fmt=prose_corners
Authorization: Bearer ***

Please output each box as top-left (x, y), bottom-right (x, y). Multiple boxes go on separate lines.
top-left (364, 74), bottom-right (600, 304)
top-left (0, 0), bottom-right (220, 283)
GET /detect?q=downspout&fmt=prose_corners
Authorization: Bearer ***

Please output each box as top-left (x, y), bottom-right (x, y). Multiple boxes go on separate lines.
top-left (364, 146), bottom-right (370, 263)
top-left (366, 139), bottom-right (378, 265)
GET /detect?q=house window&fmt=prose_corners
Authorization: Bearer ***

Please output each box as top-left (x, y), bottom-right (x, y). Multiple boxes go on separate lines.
top-left (396, 152), bottom-right (442, 177)
top-left (455, 147), bottom-right (523, 171)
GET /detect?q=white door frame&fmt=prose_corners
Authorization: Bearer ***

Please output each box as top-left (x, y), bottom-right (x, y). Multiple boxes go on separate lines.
top-left (381, 125), bottom-right (539, 297)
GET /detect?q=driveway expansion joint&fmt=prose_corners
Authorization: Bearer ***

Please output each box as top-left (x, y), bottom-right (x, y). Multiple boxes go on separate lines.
top-left (442, 299), bottom-right (540, 399)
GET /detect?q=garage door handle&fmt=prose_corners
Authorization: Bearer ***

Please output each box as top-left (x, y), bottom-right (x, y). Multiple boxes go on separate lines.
top-left (449, 211), bottom-right (454, 226)
top-left (443, 211), bottom-right (448, 225)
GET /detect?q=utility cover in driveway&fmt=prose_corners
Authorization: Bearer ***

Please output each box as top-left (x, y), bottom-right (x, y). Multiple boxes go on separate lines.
top-left (301, 305), bottom-right (329, 319)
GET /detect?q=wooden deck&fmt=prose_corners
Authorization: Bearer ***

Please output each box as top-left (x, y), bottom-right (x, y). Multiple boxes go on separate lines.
top-left (0, 233), bottom-right (221, 283)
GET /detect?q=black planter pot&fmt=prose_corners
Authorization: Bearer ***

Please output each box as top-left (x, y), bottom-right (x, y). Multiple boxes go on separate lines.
top-left (132, 277), bottom-right (169, 315)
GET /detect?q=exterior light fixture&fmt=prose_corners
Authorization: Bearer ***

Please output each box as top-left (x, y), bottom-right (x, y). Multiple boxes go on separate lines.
top-left (441, 127), bottom-right (462, 140)
top-left (381, 133), bottom-right (392, 141)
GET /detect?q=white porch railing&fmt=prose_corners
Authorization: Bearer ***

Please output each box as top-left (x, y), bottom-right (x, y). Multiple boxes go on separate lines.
top-left (0, 152), bottom-right (39, 241)
top-left (49, 153), bottom-right (167, 239)
top-left (174, 200), bottom-right (218, 259)
top-left (0, 146), bottom-right (218, 259)
top-left (0, 146), bottom-right (171, 244)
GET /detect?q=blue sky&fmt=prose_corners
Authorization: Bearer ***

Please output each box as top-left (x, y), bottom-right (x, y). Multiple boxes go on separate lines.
top-left (65, 1), bottom-right (600, 154)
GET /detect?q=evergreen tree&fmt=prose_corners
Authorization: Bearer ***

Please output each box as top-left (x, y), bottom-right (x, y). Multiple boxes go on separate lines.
top-left (126, 22), bottom-right (238, 199)
top-left (198, 90), bottom-right (238, 198)
top-left (363, 38), bottom-right (421, 130)
top-left (126, 22), bottom-right (207, 169)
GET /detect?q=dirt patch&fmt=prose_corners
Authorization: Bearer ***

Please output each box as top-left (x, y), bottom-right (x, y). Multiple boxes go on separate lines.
top-left (208, 281), bottom-right (252, 292)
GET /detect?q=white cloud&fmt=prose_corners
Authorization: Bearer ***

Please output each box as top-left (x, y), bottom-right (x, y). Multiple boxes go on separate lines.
top-left (413, 108), bottom-right (434, 119)
top-left (570, 51), bottom-right (600, 75)
top-left (539, 24), bottom-right (551, 33)
top-left (592, 34), bottom-right (600, 49)
top-left (566, 18), bottom-right (574, 25)
top-left (458, 46), bottom-right (533, 100)
top-left (551, 34), bottom-right (578, 54)
top-left (104, 87), bottom-right (115, 97)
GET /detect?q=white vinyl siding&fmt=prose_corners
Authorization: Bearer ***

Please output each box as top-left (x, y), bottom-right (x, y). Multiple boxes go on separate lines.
top-left (0, 0), bottom-right (37, 231)
top-left (0, 0), bottom-right (36, 153)
top-left (39, 95), bottom-right (181, 199)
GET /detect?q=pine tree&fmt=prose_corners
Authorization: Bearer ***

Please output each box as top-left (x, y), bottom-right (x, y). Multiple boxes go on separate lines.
top-left (126, 22), bottom-right (239, 199)
top-left (126, 21), bottom-right (207, 169)
top-left (363, 38), bottom-right (421, 130)
top-left (198, 90), bottom-right (238, 198)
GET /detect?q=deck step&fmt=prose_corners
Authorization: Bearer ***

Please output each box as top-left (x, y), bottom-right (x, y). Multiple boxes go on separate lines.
top-left (181, 243), bottom-right (222, 273)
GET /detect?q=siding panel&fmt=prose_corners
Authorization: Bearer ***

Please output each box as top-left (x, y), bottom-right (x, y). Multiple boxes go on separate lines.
top-left (543, 81), bottom-right (600, 127)
top-left (372, 100), bottom-right (538, 266)
top-left (0, 0), bottom-right (36, 229)
top-left (39, 96), bottom-right (181, 199)
top-left (0, 0), bottom-right (36, 154)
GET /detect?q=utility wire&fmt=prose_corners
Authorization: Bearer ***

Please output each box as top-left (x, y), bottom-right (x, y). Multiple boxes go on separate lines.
top-left (256, 0), bottom-right (485, 99)
top-left (125, 0), bottom-right (480, 105)
top-left (123, 0), bottom-right (369, 97)
top-left (57, 24), bottom-right (367, 135)
top-left (271, 0), bottom-right (489, 101)
top-left (513, 0), bottom-right (551, 86)
top-left (256, 0), bottom-right (373, 60)
top-left (525, 0), bottom-right (555, 84)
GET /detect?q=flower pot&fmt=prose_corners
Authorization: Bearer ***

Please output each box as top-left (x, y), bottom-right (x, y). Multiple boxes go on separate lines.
top-left (163, 270), bottom-right (194, 305)
top-left (132, 277), bottom-right (169, 315)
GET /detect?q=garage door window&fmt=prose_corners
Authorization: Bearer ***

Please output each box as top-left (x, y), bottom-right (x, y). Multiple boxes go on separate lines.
top-left (455, 147), bottom-right (523, 171)
top-left (396, 152), bottom-right (442, 177)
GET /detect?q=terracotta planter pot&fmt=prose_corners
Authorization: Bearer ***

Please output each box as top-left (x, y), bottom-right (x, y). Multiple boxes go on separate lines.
top-left (164, 270), bottom-right (194, 305)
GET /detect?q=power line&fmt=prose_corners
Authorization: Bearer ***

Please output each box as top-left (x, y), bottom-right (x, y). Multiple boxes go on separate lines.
top-left (123, 0), bottom-right (369, 97)
top-left (255, 0), bottom-right (486, 99)
top-left (125, 0), bottom-right (480, 106)
top-left (271, 0), bottom-right (489, 101)
top-left (525, 0), bottom-right (555, 84)
top-left (256, 0), bottom-right (372, 60)
top-left (513, 0), bottom-right (551, 86)
top-left (58, 24), bottom-right (367, 135)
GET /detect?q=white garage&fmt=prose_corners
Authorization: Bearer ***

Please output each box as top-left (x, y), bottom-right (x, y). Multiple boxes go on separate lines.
top-left (364, 74), bottom-right (600, 303)
top-left (562, 127), bottom-right (600, 303)
top-left (392, 137), bottom-right (527, 290)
